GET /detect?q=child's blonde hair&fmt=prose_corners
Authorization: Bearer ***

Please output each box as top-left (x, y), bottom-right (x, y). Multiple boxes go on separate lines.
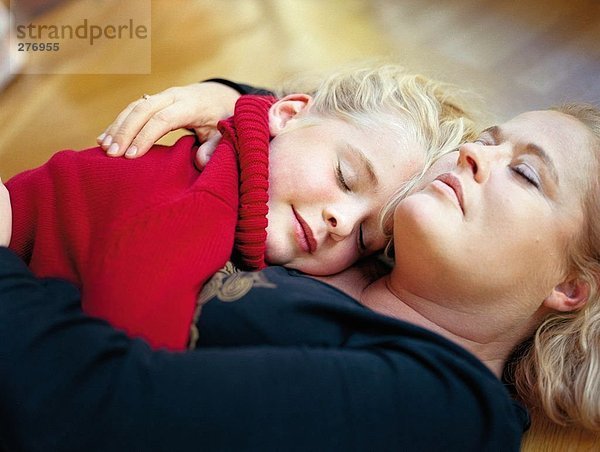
top-left (279, 63), bottom-right (481, 239)
top-left (510, 103), bottom-right (600, 432)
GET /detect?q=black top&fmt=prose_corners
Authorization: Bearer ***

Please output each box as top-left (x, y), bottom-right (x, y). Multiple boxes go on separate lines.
top-left (203, 77), bottom-right (274, 96)
top-left (0, 248), bottom-right (528, 452)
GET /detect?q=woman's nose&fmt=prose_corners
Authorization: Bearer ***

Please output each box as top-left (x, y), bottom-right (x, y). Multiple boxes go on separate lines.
top-left (457, 142), bottom-right (492, 183)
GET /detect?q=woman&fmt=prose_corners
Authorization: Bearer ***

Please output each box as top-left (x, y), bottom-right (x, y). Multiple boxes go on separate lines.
top-left (1, 104), bottom-right (598, 451)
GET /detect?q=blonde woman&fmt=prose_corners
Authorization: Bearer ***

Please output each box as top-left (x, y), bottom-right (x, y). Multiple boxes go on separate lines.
top-left (1, 103), bottom-right (599, 451)
top-left (509, 104), bottom-right (600, 431)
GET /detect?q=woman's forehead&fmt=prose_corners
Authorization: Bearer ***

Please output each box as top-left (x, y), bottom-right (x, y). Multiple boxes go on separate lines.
top-left (503, 110), bottom-right (589, 151)
top-left (506, 110), bottom-right (595, 183)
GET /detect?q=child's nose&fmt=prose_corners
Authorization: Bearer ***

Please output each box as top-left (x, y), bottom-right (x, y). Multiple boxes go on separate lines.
top-left (323, 206), bottom-right (360, 241)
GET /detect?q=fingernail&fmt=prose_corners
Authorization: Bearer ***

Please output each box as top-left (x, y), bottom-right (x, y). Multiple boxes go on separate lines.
top-left (107, 143), bottom-right (120, 156)
top-left (102, 135), bottom-right (113, 148)
top-left (97, 132), bottom-right (106, 143)
top-left (125, 145), bottom-right (137, 157)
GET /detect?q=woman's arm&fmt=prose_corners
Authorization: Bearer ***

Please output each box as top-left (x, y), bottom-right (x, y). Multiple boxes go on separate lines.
top-left (0, 252), bottom-right (399, 451)
top-left (98, 80), bottom-right (272, 159)
top-left (0, 248), bottom-right (524, 452)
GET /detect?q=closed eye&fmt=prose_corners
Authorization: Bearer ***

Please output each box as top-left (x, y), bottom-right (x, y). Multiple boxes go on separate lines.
top-left (336, 161), bottom-right (351, 192)
top-left (512, 163), bottom-right (541, 189)
top-left (358, 224), bottom-right (366, 252)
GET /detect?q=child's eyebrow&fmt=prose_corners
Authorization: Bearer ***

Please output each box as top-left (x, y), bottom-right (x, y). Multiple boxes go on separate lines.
top-left (347, 144), bottom-right (378, 186)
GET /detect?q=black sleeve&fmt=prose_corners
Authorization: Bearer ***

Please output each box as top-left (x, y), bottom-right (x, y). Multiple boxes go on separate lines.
top-left (203, 78), bottom-right (274, 96)
top-left (0, 247), bottom-right (524, 452)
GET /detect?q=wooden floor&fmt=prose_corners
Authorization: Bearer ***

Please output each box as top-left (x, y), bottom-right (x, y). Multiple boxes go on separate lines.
top-left (1, 1), bottom-right (599, 450)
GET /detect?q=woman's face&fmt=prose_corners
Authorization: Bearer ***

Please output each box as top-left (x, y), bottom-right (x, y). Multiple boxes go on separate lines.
top-left (391, 110), bottom-right (595, 309)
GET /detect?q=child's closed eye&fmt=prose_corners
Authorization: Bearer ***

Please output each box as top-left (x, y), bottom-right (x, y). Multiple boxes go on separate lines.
top-left (358, 223), bottom-right (366, 252)
top-left (336, 161), bottom-right (352, 192)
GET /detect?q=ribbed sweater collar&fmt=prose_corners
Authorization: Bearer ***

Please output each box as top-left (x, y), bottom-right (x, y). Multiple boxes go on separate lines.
top-left (217, 95), bottom-right (276, 270)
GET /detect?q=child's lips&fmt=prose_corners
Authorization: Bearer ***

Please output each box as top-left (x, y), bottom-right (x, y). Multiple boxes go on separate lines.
top-left (292, 207), bottom-right (317, 253)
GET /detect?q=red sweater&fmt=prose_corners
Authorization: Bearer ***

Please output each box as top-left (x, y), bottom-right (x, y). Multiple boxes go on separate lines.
top-left (7, 95), bottom-right (274, 350)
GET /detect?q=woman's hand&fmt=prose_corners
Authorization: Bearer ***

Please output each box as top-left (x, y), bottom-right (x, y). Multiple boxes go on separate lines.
top-left (97, 81), bottom-right (241, 159)
top-left (0, 178), bottom-right (12, 247)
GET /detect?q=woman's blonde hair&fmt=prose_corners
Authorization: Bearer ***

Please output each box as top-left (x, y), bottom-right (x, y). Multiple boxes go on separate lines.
top-left (279, 63), bottom-right (480, 239)
top-left (511, 103), bottom-right (600, 432)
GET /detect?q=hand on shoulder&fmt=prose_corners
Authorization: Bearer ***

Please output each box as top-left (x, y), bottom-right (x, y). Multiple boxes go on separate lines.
top-left (97, 81), bottom-right (241, 159)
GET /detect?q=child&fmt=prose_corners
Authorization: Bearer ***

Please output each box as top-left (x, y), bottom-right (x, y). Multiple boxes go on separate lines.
top-left (7, 64), bottom-right (478, 350)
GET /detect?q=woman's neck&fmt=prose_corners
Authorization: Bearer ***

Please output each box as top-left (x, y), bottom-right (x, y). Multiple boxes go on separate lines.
top-left (358, 276), bottom-right (537, 378)
top-left (314, 262), bottom-right (544, 377)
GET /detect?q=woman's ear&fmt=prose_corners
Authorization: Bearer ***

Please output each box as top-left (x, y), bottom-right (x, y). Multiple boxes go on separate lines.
top-left (268, 94), bottom-right (313, 136)
top-left (543, 276), bottom-right (590, 312)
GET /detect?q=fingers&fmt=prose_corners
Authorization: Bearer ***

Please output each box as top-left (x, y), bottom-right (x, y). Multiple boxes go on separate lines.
top-left (97, 81), bottom-right (241, 159)
top-left (121, 102), bottom-right (197, 159)
top-left (98, 91), bottom-right (176, 158)
top-left (194, 133), bottom-right (221, 170)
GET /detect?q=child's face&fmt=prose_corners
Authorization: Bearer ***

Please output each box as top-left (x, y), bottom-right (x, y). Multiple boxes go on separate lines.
top-left (266, 98), bottom-right (423, 275)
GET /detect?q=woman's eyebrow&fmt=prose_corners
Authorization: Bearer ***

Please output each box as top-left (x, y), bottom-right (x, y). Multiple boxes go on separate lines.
top-left (488, 125), bottom-right (559, 185)
top-left (522, 142), bottom-right (559, 185)
top-left (480, 125), bottom-right (502, 143)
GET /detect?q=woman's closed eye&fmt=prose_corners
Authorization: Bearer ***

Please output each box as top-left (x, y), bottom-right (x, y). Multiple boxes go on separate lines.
top-left (511, 163), bottom-right (541, 189)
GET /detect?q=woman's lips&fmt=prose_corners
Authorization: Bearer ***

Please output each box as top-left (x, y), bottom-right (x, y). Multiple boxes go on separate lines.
top-left (433, 172), bottom-right (464, 214)
top-left (292, 207), bottom-right (317, 253)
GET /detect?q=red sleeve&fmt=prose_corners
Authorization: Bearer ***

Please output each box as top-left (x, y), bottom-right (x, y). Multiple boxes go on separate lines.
top-left (7, 166), bottom-right (40, 265)
top-left (7, 135), bottom-right (240, 350)
top-left (83, 141), bottom-right (240, 350)
top-left (7, 147), bottom-right (120, 283)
